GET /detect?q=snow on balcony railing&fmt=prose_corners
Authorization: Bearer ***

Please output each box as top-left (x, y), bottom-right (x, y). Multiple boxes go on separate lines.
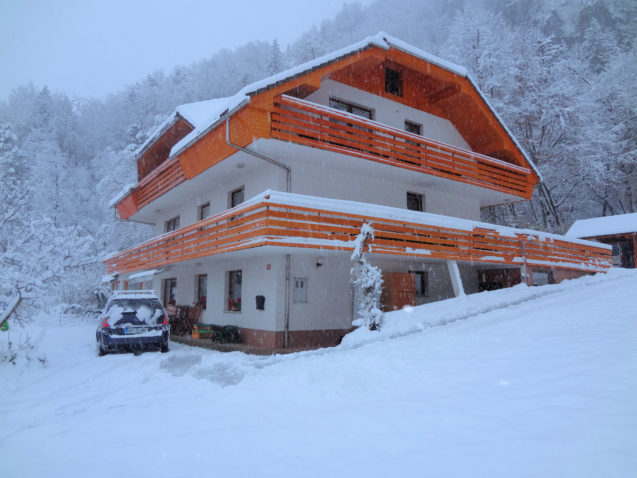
top-left (271, 95), bottom-right (536, 199)
top-left (104, 191), bottom-right (611, 275)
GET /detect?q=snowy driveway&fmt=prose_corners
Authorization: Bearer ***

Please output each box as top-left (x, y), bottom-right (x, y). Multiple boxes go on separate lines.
top-left (1, 270), bottom-right (636, 477)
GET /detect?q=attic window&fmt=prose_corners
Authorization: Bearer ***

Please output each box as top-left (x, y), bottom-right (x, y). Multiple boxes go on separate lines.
top-left (385, 68), bottom-right (403, 96)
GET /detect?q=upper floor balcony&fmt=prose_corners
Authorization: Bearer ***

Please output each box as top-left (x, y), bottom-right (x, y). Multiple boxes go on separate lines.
top-left (271, 95), bottom-right (535, 199)
top-left (116, 94), bottom-right (537, 222)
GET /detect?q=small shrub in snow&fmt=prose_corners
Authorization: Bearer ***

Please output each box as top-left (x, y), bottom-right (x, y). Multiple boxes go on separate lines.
top-left (350, 223), bottom-right (384, 331)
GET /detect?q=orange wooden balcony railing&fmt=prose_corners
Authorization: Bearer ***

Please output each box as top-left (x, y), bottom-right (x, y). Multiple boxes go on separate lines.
top-left (272, 95), bottom-right (535, 199)
top-left (104, 192), bottom-right (611, 275)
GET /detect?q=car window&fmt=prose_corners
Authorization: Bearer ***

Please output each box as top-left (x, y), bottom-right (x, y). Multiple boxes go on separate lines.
top-left (105, 299), bottom-right (165, 326)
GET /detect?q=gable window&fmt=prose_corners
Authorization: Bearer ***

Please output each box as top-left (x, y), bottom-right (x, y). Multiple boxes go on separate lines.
top-left (226, 270), bottom-right (242, 311)
top-left (165, 216), bottom-right (180, 233)
top-left (229, 186), bottom-right (245, 208)
top-left (385, 68), bottom-right (403, 96)
top-left (293, 277), bottom-right (308, 303)
top-left (196, 274), bottom-right (207, 309)
top-left (404, 120), bottom-right (422, 136)
top-left (329, 98), bottom-right (373, 120)
top-left (406, 192), bottom-right (424, 212)
top-left (199, 202), bottom-right (210, 221)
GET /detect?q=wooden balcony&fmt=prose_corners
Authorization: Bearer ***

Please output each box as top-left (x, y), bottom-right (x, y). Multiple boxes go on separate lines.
top-left (105, 192), bottom-right (610, 275)
top-left (272, 95), bottom-right (536, 199)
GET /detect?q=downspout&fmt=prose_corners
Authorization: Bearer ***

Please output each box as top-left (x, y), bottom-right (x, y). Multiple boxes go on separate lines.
top-left (224, 114), bottom-right (291, 193)
top-left (224, 112), bottom-right (293, 347)
top-left (284, 254), bottom-right (291, 349)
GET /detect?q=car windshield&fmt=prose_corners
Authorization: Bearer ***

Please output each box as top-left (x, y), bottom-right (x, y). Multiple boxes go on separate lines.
top-left (105, 298), bottom-right (164, 326)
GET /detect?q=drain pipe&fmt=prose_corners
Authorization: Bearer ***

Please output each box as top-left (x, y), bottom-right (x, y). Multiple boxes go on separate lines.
top-left (284, 254), bottom-right (291, 349)
top-left (224, 112), bottom-right (292, 347)
top-left (224, 114), bottom-right (291, 193)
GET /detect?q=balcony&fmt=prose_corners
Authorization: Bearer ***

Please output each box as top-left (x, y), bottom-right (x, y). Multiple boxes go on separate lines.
top-left (105, 191), bottom-right (610, 275)
top-left (271, 95), bottom-right (536, 199)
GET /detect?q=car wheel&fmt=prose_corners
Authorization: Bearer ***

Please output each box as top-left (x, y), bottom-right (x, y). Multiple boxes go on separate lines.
top-left (160, 341), bottom-right (169, 353)
top-left (98, 345), bottom-right (107, 356)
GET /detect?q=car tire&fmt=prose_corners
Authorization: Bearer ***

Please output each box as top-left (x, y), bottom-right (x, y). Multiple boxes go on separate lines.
top-left (98, 345), bottom-right (107, 356)
top-left (160, 342), bottom-right (169, 353)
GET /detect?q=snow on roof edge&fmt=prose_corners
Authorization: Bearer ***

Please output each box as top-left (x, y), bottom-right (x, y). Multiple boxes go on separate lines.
top-left (566, 213), bottom-right (637, 238)
top-left (108, 182), bottom-right (136, 208)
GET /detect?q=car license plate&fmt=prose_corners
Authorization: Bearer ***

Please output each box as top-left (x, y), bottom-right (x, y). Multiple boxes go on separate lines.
top-left (125, 327), bottom-right (146, 334)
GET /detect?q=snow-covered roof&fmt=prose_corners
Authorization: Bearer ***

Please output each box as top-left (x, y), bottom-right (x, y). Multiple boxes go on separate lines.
top-left (566, 213), bottom-right (637, 238)
top-left (140, 32), bottom-right (539, 182)
top-left (128, 269), bottom-right (162, 281)
top-left (134, 97), bottom-right (238, 160)
top-left (108, 183), bottom-right (136, 209)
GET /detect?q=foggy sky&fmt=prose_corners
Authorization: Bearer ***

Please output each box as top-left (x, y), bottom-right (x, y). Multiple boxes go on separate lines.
top-left (0, 0), bottom-right (370, 100)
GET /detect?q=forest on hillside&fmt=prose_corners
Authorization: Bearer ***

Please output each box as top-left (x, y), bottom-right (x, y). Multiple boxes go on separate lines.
top-left (1, 0), bottom-right (635, 312)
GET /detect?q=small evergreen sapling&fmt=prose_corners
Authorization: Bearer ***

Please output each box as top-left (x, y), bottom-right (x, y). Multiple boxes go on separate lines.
top-left (350, 223), bottom-right (383, 331)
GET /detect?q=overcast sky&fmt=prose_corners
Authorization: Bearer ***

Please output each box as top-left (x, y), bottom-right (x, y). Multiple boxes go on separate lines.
top-left (0, 0), bottom-right (372, 101)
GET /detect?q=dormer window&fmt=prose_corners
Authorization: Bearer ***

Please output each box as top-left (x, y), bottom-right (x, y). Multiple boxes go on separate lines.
top-left (385, 68), bottom-right (403, 96)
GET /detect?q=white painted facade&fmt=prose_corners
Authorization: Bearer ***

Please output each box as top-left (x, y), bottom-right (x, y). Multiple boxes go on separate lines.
top-left (118, 78), bottom-right (524, 344)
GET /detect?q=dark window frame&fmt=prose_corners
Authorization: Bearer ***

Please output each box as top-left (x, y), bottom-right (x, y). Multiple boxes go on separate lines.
top-left (406, 192), bottom-right (424, 212)
top-left (404, 120), bottom-right (422, 136)
top-left (385, 68), bottom-right (403, 97)
top-left (229, 186), bottom-right (245, 209)
top-left (196, 274), bottom-right (207, 309)
top-left (198, 202), bottom-right (210, 221)
top-left (165, 216), bottom-right (180, 233)
top-left (162, 278), bottom-right (177, 306)
top-left (226, 270), bottom-right (242, 312)
top-left (328, 97), bottom-right (374, 120)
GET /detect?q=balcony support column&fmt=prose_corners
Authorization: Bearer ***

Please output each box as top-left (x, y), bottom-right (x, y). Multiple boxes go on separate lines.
top-left (446, 260), bottom-right (465, 297)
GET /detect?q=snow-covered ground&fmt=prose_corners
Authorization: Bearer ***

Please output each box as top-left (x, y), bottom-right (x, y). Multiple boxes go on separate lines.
top-left (1, 269), bottom-right (636, 477)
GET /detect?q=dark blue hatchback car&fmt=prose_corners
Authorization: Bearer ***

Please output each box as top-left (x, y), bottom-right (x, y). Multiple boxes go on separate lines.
top-left (96, 291), bottom-right (170, 355)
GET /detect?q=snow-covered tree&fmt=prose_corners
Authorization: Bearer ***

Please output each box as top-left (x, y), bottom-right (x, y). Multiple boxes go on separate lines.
top-left (350, 224), bottom-right (383, 331)
top-left (267, 39), bottom-right (285, 75)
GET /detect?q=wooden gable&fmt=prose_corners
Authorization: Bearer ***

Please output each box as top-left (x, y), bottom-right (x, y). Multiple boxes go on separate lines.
top-left (137, 116), bottom-right (194, 181)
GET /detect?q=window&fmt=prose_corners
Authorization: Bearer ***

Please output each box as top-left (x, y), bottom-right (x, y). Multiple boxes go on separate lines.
top-left (413, 271), bottom-right (428, 299)
top-left (199, 202), bottom-right (210, 221)
top-left (385, 68), bottom-right (403, 96)
top-left (293, 277), bottom-right (308, 303)
top-left (163, 278), bottom-right (177, 306)
top-left (329, 98), bottom-right (373, 120)
top-left (229, 187), bottom-right (245, 208)
top-left (196, 274), bottom-right (207, 309)
top-left (404, 120), bottom-right (422, 136)
top-left (165, 216), bottom-right (180, 233)
top-left (226, 270), bottom-right (242, 311)
top-left (407, 192), bottom-right (423, 212)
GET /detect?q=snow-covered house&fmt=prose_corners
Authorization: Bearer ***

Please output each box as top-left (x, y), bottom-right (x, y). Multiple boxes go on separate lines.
top-left (105, 33), bottom-right (611, 351)
top-left (567, 213), bottom-right (637, 268)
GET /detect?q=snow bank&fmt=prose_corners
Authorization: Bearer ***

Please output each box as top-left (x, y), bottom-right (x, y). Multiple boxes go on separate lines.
top-left (1, 269), bottom-right (636, 477)
top-left (343, 267), bottom-right (633, 347)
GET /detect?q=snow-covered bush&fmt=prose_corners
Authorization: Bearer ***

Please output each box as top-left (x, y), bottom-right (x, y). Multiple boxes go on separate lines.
top-left (350, 223), bottom-right (383, 331)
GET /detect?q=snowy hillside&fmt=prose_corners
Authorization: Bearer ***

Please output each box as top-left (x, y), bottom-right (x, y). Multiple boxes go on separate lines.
top-left (1, 269), bottom-right (636, 477)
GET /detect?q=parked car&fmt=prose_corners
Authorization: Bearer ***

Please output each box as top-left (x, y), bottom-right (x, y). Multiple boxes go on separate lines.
top-left (96, 290), bottom-right (169, 355)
